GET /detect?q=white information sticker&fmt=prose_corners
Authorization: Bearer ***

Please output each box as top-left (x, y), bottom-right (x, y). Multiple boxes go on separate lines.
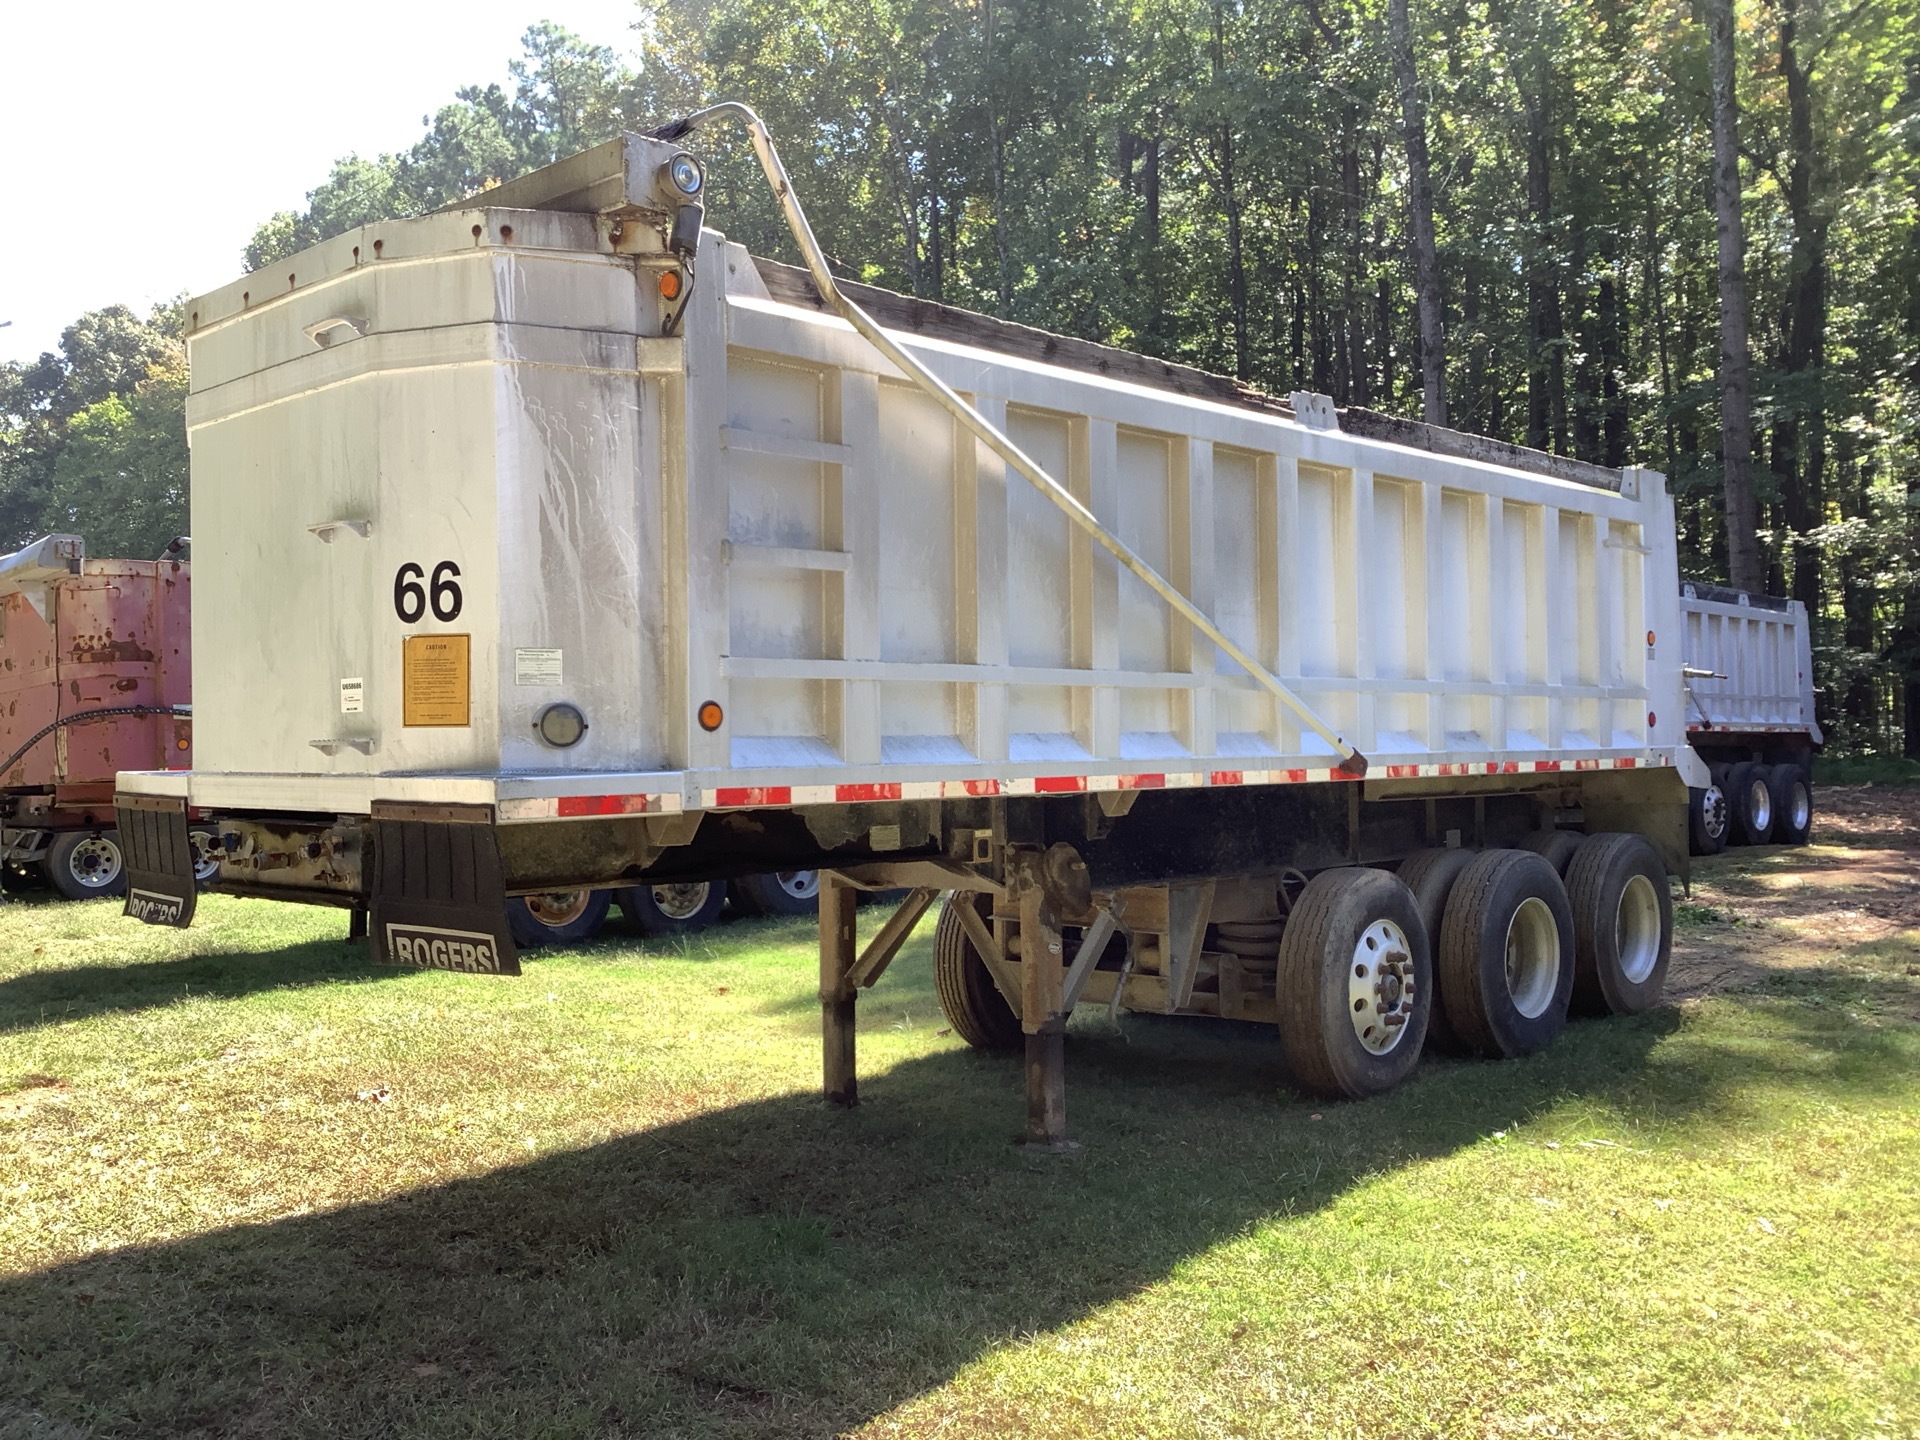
top-left (340, 677), bottom-right (365, 714)
top-left (515, 648), bottom-right (564, 686)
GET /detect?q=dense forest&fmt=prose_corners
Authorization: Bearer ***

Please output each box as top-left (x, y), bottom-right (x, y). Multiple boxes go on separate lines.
top-left (2, 2), bottom-right (1916, 752)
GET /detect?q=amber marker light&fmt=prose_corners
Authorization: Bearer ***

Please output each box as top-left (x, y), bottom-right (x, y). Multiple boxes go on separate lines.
top-left (1646, 629), bottom-right (1657, 647)
top-left (697, 700), bottom-right (724, 732)
top-left (658, 269), bottom-right (684, 301)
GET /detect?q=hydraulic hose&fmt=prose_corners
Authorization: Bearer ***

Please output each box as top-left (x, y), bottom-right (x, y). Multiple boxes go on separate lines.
top-left (0, 705), bottom-right (192, 779)
top-left (651, 103), bottom-right (1366, 775)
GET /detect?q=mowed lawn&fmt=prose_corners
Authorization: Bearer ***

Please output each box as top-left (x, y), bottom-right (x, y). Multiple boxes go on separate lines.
top-left (1, 860), bottom-right (1917, 1438)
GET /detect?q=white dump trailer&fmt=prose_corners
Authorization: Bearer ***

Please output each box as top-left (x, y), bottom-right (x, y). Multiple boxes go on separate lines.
top-left (120, 112), bottom-right (1714, 1143)
top-left (1676, 583), bottom-right (1821, 855)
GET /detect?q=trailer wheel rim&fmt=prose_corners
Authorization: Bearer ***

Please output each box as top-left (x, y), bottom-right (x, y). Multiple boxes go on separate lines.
top-left (652, 882), bottom-right (712, 920)
top-left (1787, 781), bottom-right (1810, 833)
top-left (1615, 873), bottom-right (1663, 984)
top-left (188, 831), bottom-right (220, 882)
top-left (1702, 784), bottom-right (1729, 840)
top-left (1347, 918), bottom-right (1416, 1056)
top-left (1504, 896), bottom-right (1561, 1019)
top-left (773, 870), bottom-right (819, 901)
top-left (66, 836), bottom-right (123, 891)
top-left (525, 890), bottom-right (593, 927)
top-left (1746, 776), bottom-right (1773, 833)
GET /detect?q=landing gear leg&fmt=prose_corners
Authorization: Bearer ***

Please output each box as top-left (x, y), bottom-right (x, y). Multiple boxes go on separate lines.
top-left (820, 874), bottom-right (859, 1108)
top-left (1016, 866), bottom-right (1076, 1153)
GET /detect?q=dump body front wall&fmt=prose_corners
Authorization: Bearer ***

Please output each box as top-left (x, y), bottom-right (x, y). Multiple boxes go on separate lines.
top-left (0, 561), bottom-right (190, 791)
top-left (141, 210), bottom-right (1699, 820)
top-left (1679, 586), bottom-right (1821, 744)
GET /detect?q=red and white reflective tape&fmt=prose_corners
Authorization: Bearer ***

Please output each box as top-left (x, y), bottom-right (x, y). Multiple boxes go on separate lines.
top-left (691, 754), bottom-right (1664, 811)
top-left (497, 753), bottom-right (1666, 821)
top-left (498, 792), bottom-right (684, 822)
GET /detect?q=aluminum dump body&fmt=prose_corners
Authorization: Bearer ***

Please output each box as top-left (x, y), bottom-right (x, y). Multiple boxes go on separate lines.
top-left (126, 134), bottom-right (1702, 828)
top-left (1678, 583), bottom-right (1821, 745)
top-left (0, 540), bottom-right (191, 797)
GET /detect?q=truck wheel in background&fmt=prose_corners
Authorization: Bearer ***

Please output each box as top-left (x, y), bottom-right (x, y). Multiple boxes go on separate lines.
top-left (620, 880), bottom-right (726, 937)
top-left (1726, 762), bottom-right (1775, 846)
top-left (507, 889), bottom-right (612, 947)
top-left (730, 870), bottom-right (822, 917)
top-left (44, 831), bottom-right (126, 900)
top-left (1767, 764), bottom-right (1813, 846)
top-left (933, 892), bottom-right (1022, 1052)
top-left (188, 828), bottom-right (221, 886)
top-left (1565, 834), bottom-right (1672, 1016)
top-left (1275, 868), bottom-right (1431, 1100)
top-left (1518, 829), bottom-right (1584, 876)
top-left (1397, 848), bottom-right (1478, 1052)
top-left (1688, 783), bottom-right (1729, 856)
top-left (1438, 850), bottom-right (1575, 1058)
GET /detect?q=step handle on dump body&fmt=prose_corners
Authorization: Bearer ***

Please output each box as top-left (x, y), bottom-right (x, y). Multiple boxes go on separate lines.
top-left (651, 102), bottom-right (1368, 779)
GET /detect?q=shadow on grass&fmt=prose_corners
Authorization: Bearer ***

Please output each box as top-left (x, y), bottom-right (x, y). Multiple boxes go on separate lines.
top-left (3, 958), bottom-right (1914, 1440)
top-left (0, 936), bottom-right (402, 1036)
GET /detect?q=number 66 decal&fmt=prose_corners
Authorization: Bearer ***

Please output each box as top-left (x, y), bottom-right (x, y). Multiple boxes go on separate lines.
top-left (393, 561), bottom-right (463, 623)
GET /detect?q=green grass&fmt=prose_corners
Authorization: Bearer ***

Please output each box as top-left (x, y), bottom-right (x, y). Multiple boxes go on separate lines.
top-left (1813, 753), bottom-right (1920, 786)
top-left (2, 891), bottom-right (1917, 1438)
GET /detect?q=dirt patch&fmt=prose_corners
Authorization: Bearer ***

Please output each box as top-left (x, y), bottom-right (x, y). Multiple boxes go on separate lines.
top-left (1669, 784), bottom-right (1920, 1020)
top-left (0, 1074), bottom-right (70, 1119)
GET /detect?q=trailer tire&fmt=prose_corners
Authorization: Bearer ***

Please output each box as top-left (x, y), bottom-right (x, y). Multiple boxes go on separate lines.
top-left (507, 889), bottom-right (612, 947)
top-left (1275, 868), bottom-right (1431, 1100)
top-left (1438, 850), bottom-right (1575, 1058)
top-left (1688, 783), bottom-right (1729, 856)
top-left (1565, 833), bottom-right (1672, 1016)
top-left (1727, 762), bottom-right (1775, 845)
top-left (1518, 829), bottom-right (1584, 876)
top-left (620, 881), bottom-right (726, 937)
top-left (44, 831), bottom-right (126, 900)
top-left (933, 892), bottom-right (1022, 1052)
top-left (1397, 848), bottom-right (1477, 1051)
top-left (1767, 764), bottom-right (1813, 846)
top-left (730, 870), bottom-right (822, 917)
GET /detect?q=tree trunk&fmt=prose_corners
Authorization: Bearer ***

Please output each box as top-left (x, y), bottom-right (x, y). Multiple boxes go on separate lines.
top-left (1308, 186), bottom-right (1332, 392)
top-left (1706, 0), bottom-right (1764, 591)
top-left (984, 0), bottom-right (1012, 317)
top-left (1212, 6), bottom-right (1251, 380)
top-left (1341, 117), bottom-right (1368, 406)
top-left (1523, 57), bottom-right (1561, 452)
top-left (1772, 0), bottom-right (1827, 621)
top-left (1388, 0), bottom-right (1447, 423)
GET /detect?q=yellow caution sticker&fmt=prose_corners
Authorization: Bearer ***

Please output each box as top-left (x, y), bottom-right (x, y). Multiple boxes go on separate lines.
top-left (403, 633), bottom-right (471, 727)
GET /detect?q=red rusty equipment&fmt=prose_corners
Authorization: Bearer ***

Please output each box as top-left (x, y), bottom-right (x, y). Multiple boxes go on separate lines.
top-left (0, 536), bottom-right (192, 898)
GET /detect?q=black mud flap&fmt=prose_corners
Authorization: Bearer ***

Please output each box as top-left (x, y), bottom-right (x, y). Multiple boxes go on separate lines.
top-left (117, 796), bottom-right (197, 927)
top-left (369, 804), bottom-right (520, 976)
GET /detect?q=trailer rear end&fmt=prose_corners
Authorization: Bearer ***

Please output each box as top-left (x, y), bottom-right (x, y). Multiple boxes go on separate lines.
top-left (119, 119), bottom-right (1708, 1142)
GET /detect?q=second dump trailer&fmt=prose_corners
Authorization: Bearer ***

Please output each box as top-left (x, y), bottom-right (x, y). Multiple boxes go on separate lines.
top-left (120, 114), bottom-right (1710, 1144)
top-left (1678, 584), bottom-right (1821, 854)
